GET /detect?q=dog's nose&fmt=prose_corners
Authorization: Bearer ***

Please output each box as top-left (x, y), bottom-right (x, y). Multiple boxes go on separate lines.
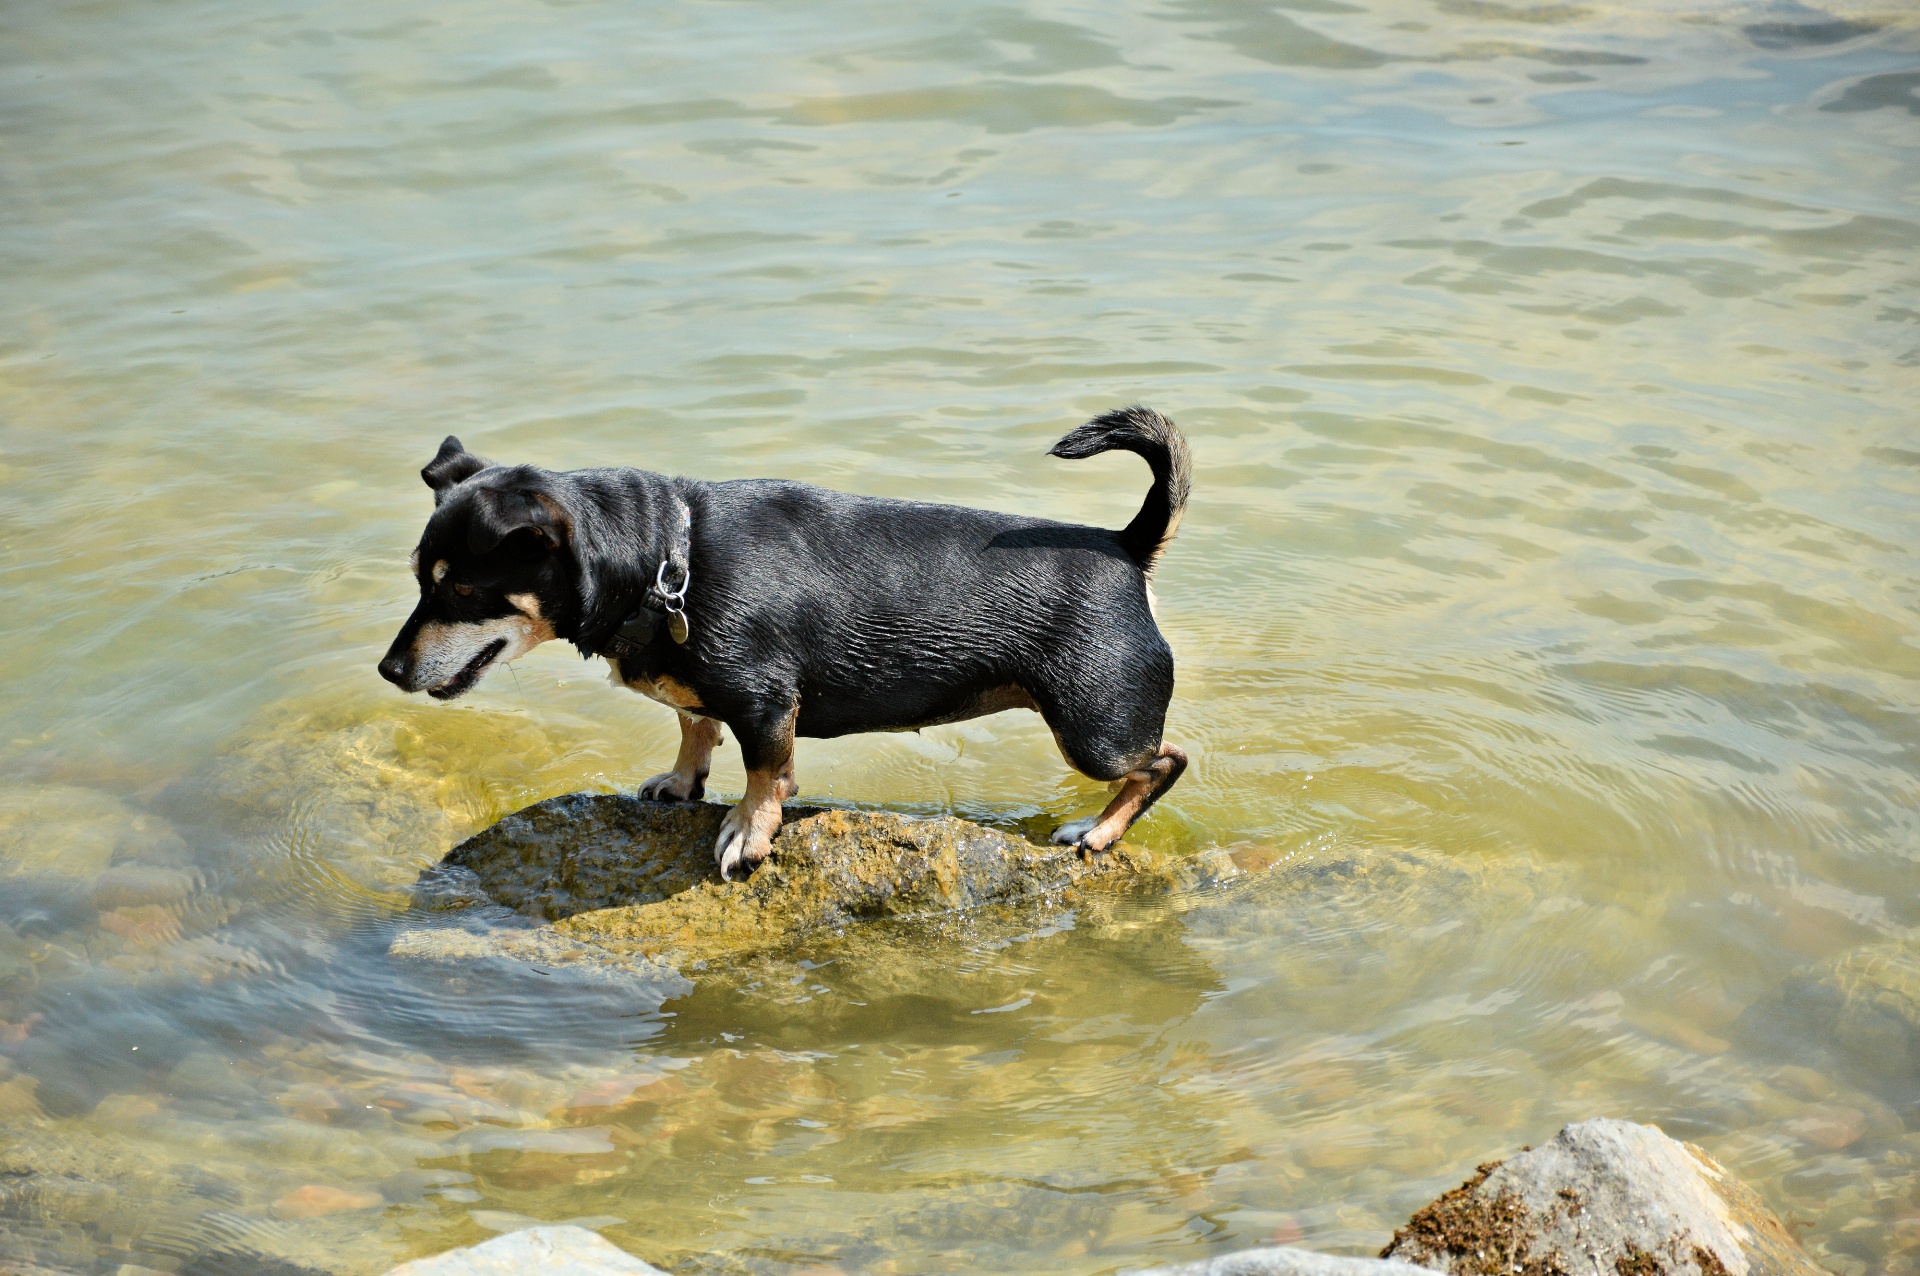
top-left (377, 654), bottom-right (408, 687)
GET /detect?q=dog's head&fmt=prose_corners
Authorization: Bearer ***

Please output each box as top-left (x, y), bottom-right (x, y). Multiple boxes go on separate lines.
top-left (376, 437), bottom-right (575, 699)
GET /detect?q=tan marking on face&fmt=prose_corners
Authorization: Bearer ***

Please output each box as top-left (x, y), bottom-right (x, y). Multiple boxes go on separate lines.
top-left (505, 592), bottom-right (555, 643)
top-left (406, 611), bottom-right (552, 693)
top-left (432, 559), bottom-right (449, 584)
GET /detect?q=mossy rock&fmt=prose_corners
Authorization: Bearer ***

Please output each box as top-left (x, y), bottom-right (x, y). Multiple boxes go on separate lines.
top-left (1381, 1118), bottom-right (1822, 1276)
top-left (412, 795), bottom-right (1175, 966)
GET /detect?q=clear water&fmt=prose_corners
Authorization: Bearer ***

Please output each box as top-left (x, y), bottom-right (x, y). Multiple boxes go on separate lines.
top-left (2, 0), bottom-right (1918, 1271)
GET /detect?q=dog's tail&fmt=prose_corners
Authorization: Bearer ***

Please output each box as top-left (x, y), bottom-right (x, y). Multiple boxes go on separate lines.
top-left (1050, 406), bottom-right (1191, 574)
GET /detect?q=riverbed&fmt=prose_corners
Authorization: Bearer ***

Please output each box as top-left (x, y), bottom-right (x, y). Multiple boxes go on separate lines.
top-left (2, 0), bottom-right (1917, 1271)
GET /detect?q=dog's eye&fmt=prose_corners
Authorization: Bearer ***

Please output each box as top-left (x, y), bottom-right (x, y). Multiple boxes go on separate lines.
top-left (453, 583), bottom-right (474, 597)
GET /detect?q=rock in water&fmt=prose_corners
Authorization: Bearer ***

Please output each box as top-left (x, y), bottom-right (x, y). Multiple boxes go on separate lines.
top-left (1134, 1247), bottom-right (1432, 1276)
top-left (383, 1225), bottom-right (667, 1275)
top-left (1811, 940), bottom-right (1920, 1082)
top-left (1381, 1118), bottom-right (1822, 1276)
top-left (414, 795), bottom-right (1166, 965)
top-left (1744, 937), bottom-right (1920, 1090)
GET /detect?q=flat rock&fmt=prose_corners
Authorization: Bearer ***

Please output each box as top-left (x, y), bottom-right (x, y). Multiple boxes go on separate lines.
top-left (383, 1225), bottom-right (667, 1275)
top-left (407, 794), bottom-right (1171, 967)
top-left (1381, 1117), bottom-right (1822, 1276)
top-left (0, 785), bottom-right (189, 881)
top-left (1133, 1245), bottom-right (1433, 1276)
top-left (1745, 937), bottom-right (1920, 1090)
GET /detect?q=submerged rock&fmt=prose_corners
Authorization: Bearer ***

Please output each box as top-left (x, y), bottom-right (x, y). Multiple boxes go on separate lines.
top-left (1745, 937), bottom-right (1920, 1092)
top-left (383, 1225), bottom-right (667, 1275)
top-left (0, 784), bottom-right (190, 881)
top-left (387, 922), bottom-right (692, 997)
top-left (163, 711), bottom-right (470, 892)
top-left (405, 794), bottom-right (1170, 967)
top-left (1380, 1118), bottom-right (1821, 1276)
top-left (1136, 1247), bottom-right (1430, 1276)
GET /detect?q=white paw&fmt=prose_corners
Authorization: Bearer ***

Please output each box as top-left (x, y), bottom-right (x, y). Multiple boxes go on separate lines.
top-left (638, 770), bottom-right (702, 802)
top-left (1050, 816), bottom-right (1097, 847)
top-left (714, 806), bottom-right (752, 881)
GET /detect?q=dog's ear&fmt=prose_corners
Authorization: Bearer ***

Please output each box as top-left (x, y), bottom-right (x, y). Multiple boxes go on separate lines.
top-left (564, 492), bottom-right (655, 658)
top-left (466, 486), bottom-right (566, 555)
top-left (422, 436), bottom-right (490, 502)
top-left (570, 542), bottom-right (647, 658)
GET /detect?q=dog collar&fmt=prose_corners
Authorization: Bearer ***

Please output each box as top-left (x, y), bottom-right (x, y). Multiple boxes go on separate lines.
top-left (601, 502), bottom-right (693, 661)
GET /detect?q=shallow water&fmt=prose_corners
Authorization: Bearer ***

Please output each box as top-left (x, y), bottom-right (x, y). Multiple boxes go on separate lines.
top-left (3, 0), bottom-right (1919, 1271)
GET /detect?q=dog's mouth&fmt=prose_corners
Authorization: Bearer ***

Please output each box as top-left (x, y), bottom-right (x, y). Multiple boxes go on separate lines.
top-left (428, 639), bottom-right (508, 700)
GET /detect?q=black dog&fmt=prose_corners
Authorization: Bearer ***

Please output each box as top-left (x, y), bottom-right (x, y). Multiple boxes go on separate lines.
top-left (378, 408), bottom-right (1190, 879)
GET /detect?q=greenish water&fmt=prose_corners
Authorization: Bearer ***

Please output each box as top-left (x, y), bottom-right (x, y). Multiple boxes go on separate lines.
top-left (3, 0), bottom-right (1919, 1271)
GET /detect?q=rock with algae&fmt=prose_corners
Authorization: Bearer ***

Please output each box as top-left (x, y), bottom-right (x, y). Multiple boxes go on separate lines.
top-left (400, 794), bottom-right (1176, 969)
top-left (1379, 1118), bottom-right (1822, 1276)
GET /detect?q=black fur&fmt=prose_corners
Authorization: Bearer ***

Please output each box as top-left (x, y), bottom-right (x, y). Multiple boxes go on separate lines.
top-left (1049, 405), bottom-right (1190, 573)
top-left (379, 410), bottom-right (1191, 846)
top-left (421, 436), bottom-right (490, 499)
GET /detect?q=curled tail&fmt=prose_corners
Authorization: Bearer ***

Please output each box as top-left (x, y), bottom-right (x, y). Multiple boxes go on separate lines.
top-left (1049, 406), bottom-right (1191, 574)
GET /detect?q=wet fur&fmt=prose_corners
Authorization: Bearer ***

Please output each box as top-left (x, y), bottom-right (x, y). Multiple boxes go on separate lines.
top-left (378, 407), bottom-right (1191, 877)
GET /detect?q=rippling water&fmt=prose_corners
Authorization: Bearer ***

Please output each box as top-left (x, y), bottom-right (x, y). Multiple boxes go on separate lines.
top-left (3, 0), bottom-right (1919, 1272)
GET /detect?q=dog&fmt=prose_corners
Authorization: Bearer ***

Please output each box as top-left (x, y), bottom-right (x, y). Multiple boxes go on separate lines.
top-left (377, 407), bottom-right (1190, 880)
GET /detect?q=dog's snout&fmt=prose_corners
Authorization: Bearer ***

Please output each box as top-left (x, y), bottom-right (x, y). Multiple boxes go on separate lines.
top-left (380, 601), bottom-right (430, 693)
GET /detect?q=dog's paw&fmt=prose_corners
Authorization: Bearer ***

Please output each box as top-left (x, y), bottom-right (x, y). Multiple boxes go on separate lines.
top-left (638, 770), bottom-right (703, 802)
top-left (714, 805), bottom-right (772, 881)
top-left (1050, 816), bottom-right (1100, 849)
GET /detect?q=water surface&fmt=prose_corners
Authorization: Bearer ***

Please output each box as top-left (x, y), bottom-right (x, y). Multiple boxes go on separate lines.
top-left (3, 0), bottom-right (1919, 1272)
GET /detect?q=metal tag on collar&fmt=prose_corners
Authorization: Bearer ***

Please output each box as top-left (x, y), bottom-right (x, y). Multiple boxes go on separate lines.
top-left (656, 560), bottom-right (691, 645)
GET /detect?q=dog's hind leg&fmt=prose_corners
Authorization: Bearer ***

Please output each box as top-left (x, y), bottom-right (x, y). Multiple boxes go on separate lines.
top-left (1051, 743), bottom-right (1188, 853)
top-left (714, 706), bottom-right (797, 881)
top-left (1036, 641), bottom-right (1183, 853)
top-left (638, 712), bottom-right (724, 802)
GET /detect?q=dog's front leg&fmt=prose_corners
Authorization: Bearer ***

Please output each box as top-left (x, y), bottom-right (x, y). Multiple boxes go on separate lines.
top-left (638, 712), bottom-right (723, 802)
top-left (714, 707), bottom-right (796, 881)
